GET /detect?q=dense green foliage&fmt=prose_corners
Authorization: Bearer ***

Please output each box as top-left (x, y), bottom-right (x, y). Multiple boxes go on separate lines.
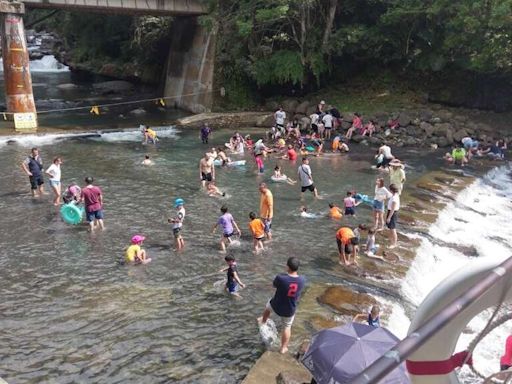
top-left (203, 0), bottom-right (512, 93)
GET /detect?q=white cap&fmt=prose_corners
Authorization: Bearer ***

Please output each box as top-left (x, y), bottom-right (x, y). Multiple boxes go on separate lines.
top-left (320, 100), bottom-right (326, 104)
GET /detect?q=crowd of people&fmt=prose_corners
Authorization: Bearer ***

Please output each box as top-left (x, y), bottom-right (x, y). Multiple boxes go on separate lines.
top-left (18, 100), bottom-right (508, 357)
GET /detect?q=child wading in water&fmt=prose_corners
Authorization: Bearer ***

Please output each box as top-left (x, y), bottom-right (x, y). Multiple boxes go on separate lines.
top-left (212, 205), bottom-right (242, 252)
top-left (353, 305), bottom-right (381, 327)
top-left (328, 203), bottom-right (343, 219)
top-left (168, 198), bottom-right (185, 250)
top-left (273, 165), bottom-right (297, 185)
top-left (248, 212), bottom-right (265, 253)
top-left (219, 255), bottom-right (246, 297)
top-left (125, 235), bottom-right (151, 264)
top-left (344, 191), bottom-right (361, 216)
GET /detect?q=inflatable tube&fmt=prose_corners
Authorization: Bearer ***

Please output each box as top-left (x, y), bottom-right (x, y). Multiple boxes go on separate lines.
top-left (354, 193), bottom-right (374, 206)
top-left (213, 159), bottom-right (246, 167)
top-left (271, 175), bottom-right (288, 183)
top-left (60, 203), bottom-right (84, 225)
top-left (407, 256), bottom-right (511, 384)
top-left (306, 146), bottom-right (315, 152)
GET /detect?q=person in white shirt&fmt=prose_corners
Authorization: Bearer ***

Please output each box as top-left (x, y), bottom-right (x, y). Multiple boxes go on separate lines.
top-left (274, 107), bottom-right (286, 129)
top-left (45, 157), bottom-right (62, 206)
top-left (373, 178), bottom-right (392, 230)
top-left (309, 113), bottom-right (320, 134)
top-left (297, 157), bottom-right (318, 199)
top-left (386, 184), bottom-right (400, 248)
top-left (322, 112), bottom-right (334, 140)
top-left (376, 143), bottom-right (394, 168)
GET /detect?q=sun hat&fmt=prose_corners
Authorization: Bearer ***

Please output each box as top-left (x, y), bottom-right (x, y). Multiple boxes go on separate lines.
top-left (131, 234), bottom-right (145, 244)
top-left (389, 159), bottom-right (403, 167)
top-left (174, 198), bottom-right (184, 207)
top-left (320, 100), bottom-right (326, 104)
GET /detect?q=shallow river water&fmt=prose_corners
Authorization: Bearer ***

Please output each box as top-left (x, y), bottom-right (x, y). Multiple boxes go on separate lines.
top-left (1, 71), bottom-right (512, 384)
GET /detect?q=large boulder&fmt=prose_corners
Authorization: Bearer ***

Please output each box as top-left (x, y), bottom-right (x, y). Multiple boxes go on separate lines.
top-left (282, 99), bottom-right (299, 114)
top-left (445, 127), bottom-right (454, 144)
top-left (256, 114), bottom-right (275, 127)
top-left (276, 370), bottom-right (312, 384)
top-left (306, 105), bottom-right (317, 116)
top-left (298, 116), bottom-right (311, 130)
top-left (453, 129), bottom-right (468, 142)
top-left (341, 121), bottom-right (352, 130)
top-left (342, 112), bottom-right (355, 123)
top-left (437, 137), bottom-right (450, 147)
top-left (265, 100), bottom-right (279, 112)
top-left (398, 113), bottom-right (412, 127)
top-left (295, 101), bottom-right (310, 115)
top-left (419, 109), bottom-right (433, 122)
top-left (351, 134), bottom-right (365, 143)
top-left (318, 286), bottom-right (377, 316)
top-left (433, 123), bottom-right (452, 137)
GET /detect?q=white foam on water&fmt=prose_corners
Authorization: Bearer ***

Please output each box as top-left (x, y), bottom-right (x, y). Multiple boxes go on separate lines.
top-left (0, 126), bottom-right (179, 148)
top-left (0, 55), bottom-right (69, 73)
top-left (387, 165), bottom-right (512, 381)
top-left (259, 318), bottom-right (278, 348)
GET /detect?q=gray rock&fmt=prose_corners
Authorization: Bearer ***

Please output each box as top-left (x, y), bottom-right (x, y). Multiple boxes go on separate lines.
top-left (368, 136), bottom-right (383, 145)
top-left (438, 137), bottom-right (450, 147)
top-left (93, 80), bottom-right (134, 94)
top-left (265, 100), bottom-right (279, 112)
top-left (306, 105), bottom-right (317, 116)
top-left (420, 122), bottom-right (434, 136)
top-left (453, 129), bottom-right (468, 142)
top-left (256, 114), bottom-right (275, 127)
top-left (398, 113), bottom-right (411, 126)
top-left (446, 128), bottom-right (454, 144)
top-left (295, 101), bottom-right (310, 115)
top-left (276, 370), bottom-right (311, 384)
top-left (351, 134), bottom-right (365, 143)
top-left (282, 99), bottom-right (299, 114)
top-left (129, 108), bottom-right (146, 115)
top-left (342, 112), bottom-right (355, 123)
top-left (433, 123), bottom-right (452, 136)
top-left (341, 121), bottom-right (352, 130)
top-left (299, 116), bottom-right (311, 130)
top-left (57, 83), bottom-right (78, 90)
top-left (404, 137), bottom-right (417, 146)
top-left (431, 117), bottom-right (442, 124)
top-left (419, 110), bottom-right (433, 121)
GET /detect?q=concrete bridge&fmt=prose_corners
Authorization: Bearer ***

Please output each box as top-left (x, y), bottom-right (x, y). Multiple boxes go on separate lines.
top-left (23, 0), bottom-right (205, 16)
top-left (0, 0), bottom-right (214, 130)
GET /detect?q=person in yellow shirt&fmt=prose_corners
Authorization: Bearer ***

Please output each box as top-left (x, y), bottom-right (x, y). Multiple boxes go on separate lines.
top-left (125, 235), bottom-right (151, 264)
top-left (248, 212), bottom-right (266, 253)
top-left (142, 125), bottom-right (158, 145)
top-left (259, 182), bottom-right (274, 240)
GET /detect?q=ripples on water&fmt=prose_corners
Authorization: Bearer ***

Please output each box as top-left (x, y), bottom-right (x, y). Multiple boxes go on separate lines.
top-left (0, 128), bottom-right (436, 383)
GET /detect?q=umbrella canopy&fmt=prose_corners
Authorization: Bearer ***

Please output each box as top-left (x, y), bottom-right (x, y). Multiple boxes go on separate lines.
top-left (302, 322), bottom-right (410, 384)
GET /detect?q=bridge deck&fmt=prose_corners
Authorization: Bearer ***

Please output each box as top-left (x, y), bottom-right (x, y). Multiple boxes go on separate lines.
top-left (23, 0), bottom-right (205, 16)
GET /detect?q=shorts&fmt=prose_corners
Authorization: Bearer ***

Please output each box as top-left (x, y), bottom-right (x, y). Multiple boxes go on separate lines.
top-left (266, 300), bottom-right (295, 328)
top-left (263, 219), bottom-right (272, 233)
top-left (29, 174), bottom-right (44, 190)
top-left (226, 281), bottom-right (238, 293)
top-left (345, 207), bottom-right (355, 216)
top-left (386, 210), bottom-right (398, 229)
top-left (254, 236), bottom-right (265, 241)
top-left (49, 180), bottom-right (60, 188)
top-left (463, 139), bottom-right (478, 150)
top-left (311, 124), bottom-right (318, 133)
top-left (301, 184), bottom-right (315, 193)
top-left (501, 364), bottom-right (511, 371)
top-left (201, 172), bottom-right (212, 182)
top-left (325, 126), bottom-right (332, 130)
top-left (373, 200), bottom-right (384, 211)
top-left (173, 227), bottom-right (182, 239)
top-left (223, 232), bottom-right (234, 238)
top-left (336, 239), bottom-right (354, 254)
top-left (86, 209), bottom-right (104, 222)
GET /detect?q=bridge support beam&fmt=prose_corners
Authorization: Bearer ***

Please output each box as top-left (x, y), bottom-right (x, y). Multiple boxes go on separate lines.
top-left (164, 17), bottom-right (216, 114)
top-left (0, 1), bottom-right (38, 130)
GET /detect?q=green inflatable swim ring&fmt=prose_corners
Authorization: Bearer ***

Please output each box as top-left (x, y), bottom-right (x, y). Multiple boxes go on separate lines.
top-left (60, 203), bottom-right (84, 225)
top-left (306, 146), bottom-right (315, 152)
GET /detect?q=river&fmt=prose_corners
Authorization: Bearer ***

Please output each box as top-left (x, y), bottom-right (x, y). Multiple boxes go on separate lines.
top-left (0, 67), bottom-right (511, 383)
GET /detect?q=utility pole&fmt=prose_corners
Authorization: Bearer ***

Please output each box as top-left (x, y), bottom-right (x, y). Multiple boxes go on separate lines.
top-left (0, 1), bottom-right (38, 130)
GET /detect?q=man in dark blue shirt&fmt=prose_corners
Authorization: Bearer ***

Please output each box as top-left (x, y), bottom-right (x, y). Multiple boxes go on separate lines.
top-left (258, 256), bottom-right (306, 354)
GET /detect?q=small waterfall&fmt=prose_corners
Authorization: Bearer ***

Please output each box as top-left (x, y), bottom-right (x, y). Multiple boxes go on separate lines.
top-left (0, 55), bottom-right (69, 73)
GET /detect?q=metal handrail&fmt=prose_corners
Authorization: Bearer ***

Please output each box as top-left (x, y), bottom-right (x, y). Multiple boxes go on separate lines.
top-left (350, 256), bottom-right (512, 384)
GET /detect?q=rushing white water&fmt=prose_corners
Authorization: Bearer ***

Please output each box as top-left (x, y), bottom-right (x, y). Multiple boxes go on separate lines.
top-left (0, 126), bottom-right (179, 147)
top-left (388, 164), bottom-right (512, 382)
top-left (0, 55), bottom-right (69, 73)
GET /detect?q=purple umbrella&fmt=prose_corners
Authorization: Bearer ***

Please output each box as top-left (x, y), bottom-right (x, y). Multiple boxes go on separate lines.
top-left (302, 322), bottom-right (410, 384)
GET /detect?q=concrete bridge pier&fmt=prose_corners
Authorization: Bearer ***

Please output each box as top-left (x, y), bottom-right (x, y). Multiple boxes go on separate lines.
top-left (164, 17), bottom-right (216, 114)
top-left (0, 1), bottom-right (38, 130)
